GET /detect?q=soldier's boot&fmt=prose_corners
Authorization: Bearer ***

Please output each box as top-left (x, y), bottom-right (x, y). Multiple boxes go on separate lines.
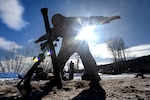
top-left (89, 75), bottom-right (101, 87)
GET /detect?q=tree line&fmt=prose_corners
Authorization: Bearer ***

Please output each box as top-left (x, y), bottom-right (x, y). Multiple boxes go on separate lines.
top-left (0, 45), bottom-right (52, 73)
top-left (0, 36), bottom-right (130, 74)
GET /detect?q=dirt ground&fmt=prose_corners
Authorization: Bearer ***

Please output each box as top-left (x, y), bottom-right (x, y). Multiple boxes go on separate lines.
top-left (0, 74), bottom-right (150, 100)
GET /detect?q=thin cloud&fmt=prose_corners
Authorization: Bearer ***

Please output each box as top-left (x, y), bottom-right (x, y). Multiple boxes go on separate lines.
top-left (90, 43), bottom-right (150, 64)
top-left (28, 38), bottom-right (35, 43)
top-left (0, 37), bottom-right (23, 51)
top-left (90, 43), bottom-right (112, 59)
top-left (128, 44), bottom-right (150, 58)
top-left (96, 60), bottom-right (112, 65)
top-left (0, 0), bottom-right (28, 31)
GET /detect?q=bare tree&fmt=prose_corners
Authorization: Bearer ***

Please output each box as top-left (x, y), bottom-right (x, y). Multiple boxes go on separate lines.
top-left (0, 43), bottom-right (55, 74)
top-left (0, 61), bottom-right (5, 72)
top-left (106, 37), bottom-right (129, 63)
top-left (75, 53), bottom-right (80, 70)
top-left (0, 44), bottom-right (38, 73)
top-left (38, 57), bottom-right (53, 73)
top-left (0, 45), bottom-right (27, 73)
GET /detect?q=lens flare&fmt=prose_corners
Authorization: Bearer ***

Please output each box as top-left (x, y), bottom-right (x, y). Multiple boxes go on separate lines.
top-left (46, 50), bottom-right (52, 56)
top-left (33, 53), bottom-right (45, 62)
top-left (75, 25), bottom-right (96, 41)
top-left (33, 56), bottom-right (39, 62)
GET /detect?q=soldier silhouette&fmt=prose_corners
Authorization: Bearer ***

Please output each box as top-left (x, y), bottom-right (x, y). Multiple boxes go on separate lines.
top-left (35, 14), bottom-right (120, 87)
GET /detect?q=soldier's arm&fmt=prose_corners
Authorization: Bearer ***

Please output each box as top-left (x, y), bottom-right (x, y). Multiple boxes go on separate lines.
top-left (35, 28), bottom-right (60, 43)
top-left (79, 16), bottom-right (121, 25)
top-left (100, 16), bottom-right (121, 24)
top-left (35, 34), bottom-right (49, 43)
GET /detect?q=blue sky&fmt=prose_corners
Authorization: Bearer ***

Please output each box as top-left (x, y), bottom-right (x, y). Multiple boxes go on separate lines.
top-left (0, 0), bottom-right (150, 65)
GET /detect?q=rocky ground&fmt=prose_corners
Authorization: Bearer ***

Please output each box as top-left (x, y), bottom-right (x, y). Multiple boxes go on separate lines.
top-left (0, 74), bottom-right (150, 100)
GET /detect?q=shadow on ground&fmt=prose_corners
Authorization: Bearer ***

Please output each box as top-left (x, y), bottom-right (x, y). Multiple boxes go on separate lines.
top-left (72, 85), bottom-right (106, 100)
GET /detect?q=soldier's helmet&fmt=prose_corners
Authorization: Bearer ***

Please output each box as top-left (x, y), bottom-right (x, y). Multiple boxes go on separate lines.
top-left (52, 14), bottom-right (65, 27)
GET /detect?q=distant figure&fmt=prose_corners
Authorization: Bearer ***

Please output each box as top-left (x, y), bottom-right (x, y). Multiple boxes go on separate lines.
top-left (135, 69), bottom-right (145, 78)
top-left (35, 14), bottom-right (120, 87)
top-left (69, 61), bottom-right (74, 80)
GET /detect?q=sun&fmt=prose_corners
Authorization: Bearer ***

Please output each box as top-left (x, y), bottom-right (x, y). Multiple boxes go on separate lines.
top-left (75, 25), bottom-right (97, 42)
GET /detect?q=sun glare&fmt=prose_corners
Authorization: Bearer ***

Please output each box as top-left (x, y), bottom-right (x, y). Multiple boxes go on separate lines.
top-left (75, 25), bottom-right (97, 42)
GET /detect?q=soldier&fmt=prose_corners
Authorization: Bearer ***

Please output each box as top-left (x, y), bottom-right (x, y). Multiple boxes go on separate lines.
top-left (35, 14), bottom-right (120, 87)
top-left (135, 68), bottom-right (145, 78)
